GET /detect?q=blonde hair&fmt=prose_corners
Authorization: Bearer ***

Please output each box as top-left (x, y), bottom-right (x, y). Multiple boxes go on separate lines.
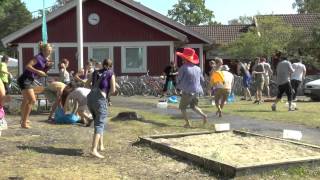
top-left (38, 41), bottom-right (52, 53)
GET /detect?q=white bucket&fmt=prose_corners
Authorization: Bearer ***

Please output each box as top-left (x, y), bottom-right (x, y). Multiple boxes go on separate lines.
top-left (214, 123), bottom-right (230, 132)
top-left (283, 129), bottom-right (302, 140)
top-left (157, 102), bottom-right (168, 109)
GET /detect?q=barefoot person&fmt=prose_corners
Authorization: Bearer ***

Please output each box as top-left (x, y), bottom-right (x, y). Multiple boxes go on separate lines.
top-left (87, 59), bottom-right (116, 158)
top-left (17, 42), bottom-right (53, 128)
top-left (176, 48), bottom-right (207, 128)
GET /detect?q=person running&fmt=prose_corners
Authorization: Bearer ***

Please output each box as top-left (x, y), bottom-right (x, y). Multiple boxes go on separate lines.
top-left (252, 57), bottom-right (265, 104)
top-left (0, 55), bottom-right (12, 93)
top-left (291, 59), bottom-right (306, 101)
top-left (237, 60), bottom-right (252, 101)
top-left (271, 52), bottom-right (295, 111)
top-left (213, 64), bottom-right (234, 117)
top-left (161, 61), bottom-right (178, 97)
top-left (63, 87), bottom-right (92, 126)
top-left (17, 42), bottom-right (53, 129)
top-left (260, 57), bottom-right (273, 98)
top-left (207, 60), bottom-right (216, 103)
top-left (87, 59), bottom-right (116, 158)
top-left (176, 48), bottom-right (207, 128)
top-left (59, 58), bottom-right (70, 84)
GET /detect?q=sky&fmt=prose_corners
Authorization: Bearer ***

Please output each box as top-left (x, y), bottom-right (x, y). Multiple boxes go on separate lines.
top-left (22, 0), bottom-right (297, 24)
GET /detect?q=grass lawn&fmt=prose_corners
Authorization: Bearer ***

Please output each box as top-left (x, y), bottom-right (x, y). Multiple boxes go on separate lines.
top-left (125, 95), bottom-right (320, 128)
top-left (199, 99), bottom-right (320, 128)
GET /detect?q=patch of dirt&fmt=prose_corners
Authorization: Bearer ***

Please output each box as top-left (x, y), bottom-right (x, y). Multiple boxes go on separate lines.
top-left (0, 113), bottom-right (216, 179)
top-left (156, 132), bottom-right (320, 166)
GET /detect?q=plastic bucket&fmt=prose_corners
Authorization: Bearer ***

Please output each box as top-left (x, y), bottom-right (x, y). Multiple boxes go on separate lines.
top-left (157, 102), bottom-right (168, 109)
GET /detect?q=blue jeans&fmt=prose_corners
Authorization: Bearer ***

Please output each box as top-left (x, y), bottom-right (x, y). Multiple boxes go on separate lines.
top-left (87, 89), bottom-right (108, 134)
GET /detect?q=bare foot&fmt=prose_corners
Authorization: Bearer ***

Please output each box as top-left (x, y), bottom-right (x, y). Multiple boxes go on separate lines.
top-left (21, 123), bottom-right (31, 129)
top-left (99, 147), bottom-right (105, 151)
top-left (91, 151), bottom-right (105, 159)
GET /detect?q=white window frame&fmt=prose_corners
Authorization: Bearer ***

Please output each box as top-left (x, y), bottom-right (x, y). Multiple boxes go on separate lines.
top-left (88, 46), bottom-right (113, 62)
top-left (121, 46), bottom-right (147, 73)
top-left (33, 44), bottom-right (59, 74)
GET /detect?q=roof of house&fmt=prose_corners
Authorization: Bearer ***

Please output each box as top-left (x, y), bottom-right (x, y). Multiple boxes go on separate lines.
top-left (2, 0), bottom-right (213, 47)
top-left (188, 25), bottom-right (252, 45)
top-left (255, 13), bottom-right (320, 40)
top-left (120, 0), bottom-right (213, 44)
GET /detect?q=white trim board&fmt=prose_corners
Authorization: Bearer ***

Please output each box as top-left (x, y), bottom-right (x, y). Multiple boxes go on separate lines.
top-left (2, 0), bottom-right (189, 47)
top-left (18, 41), bottom-right (174, 47)
top-left (1, 0), bottom-right (80, 47)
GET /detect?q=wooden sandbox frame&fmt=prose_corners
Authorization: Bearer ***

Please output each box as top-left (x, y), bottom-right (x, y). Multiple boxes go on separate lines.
top-left (139, 130), bottom-right (320, 178)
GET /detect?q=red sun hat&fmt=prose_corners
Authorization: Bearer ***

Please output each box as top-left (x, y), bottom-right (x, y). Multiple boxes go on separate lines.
top-left (176, 48), bottom-right (199, 64)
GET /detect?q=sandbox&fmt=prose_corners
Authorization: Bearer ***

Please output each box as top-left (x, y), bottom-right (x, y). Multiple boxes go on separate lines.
top-left (139, 131), bottom-right (320, 178)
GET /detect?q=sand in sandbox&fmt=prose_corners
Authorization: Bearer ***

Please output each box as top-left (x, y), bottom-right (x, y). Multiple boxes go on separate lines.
top-left (156, 132), bottom-right (320, 166)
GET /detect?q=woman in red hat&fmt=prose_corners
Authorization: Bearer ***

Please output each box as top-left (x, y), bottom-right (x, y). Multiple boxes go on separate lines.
top-left (176, 48), bottom-right (207, 128)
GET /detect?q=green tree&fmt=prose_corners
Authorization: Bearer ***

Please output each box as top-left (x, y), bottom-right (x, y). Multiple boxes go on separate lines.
top-left (293, 0), bottom-right (320, 13)
top-left (0, 0), bottom-right (32, 52)
top-left (228, 16), bottom-right (253, 25)
top-left (226, 17), bottom-right (299, 59)
top-left (168, 0), bottom-right (216, 25)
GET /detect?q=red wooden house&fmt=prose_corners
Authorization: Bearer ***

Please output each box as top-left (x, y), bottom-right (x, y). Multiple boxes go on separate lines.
top-left (1, 0), bottom-right (212, 76)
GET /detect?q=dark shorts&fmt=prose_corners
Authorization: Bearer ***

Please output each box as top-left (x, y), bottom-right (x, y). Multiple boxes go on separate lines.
top-left (277, 82), bottom-right (292, 101)
top-left (17, 75), bottom-right (35, 90)
top-left (179, 92), bottom-right (199, 110)
top-left (243, 75), bottom-right (251, 88)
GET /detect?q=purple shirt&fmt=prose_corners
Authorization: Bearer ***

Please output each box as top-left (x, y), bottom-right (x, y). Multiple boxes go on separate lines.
top-left (99, 70), bottom-right (113, 94)
top-left (23, 53), bottom-right (47, 78)
top-left (177, 63), bottom-right (204, 94)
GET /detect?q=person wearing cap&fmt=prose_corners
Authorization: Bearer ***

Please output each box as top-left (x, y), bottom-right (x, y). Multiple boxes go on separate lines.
top-left (212, 63), bottom-right (234, 117)
top-left (176, 48), bottom-right (207, 128)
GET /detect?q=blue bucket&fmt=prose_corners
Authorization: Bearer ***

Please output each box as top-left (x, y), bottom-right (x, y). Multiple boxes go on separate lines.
top-left (168, 96), bottom-right (178, 103)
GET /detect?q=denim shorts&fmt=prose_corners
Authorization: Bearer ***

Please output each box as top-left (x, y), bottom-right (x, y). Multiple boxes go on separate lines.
top-left (87, 88), bottom-right (108, 134)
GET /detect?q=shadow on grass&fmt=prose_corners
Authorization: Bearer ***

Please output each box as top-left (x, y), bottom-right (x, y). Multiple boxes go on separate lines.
top-left (235, 109), bottom-right (271, 113)
top-left (17, 145), bottom-right (83, 156)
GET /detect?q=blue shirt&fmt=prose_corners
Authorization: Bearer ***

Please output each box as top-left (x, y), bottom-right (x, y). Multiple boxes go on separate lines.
top-left (177, 63), bottom-right (204, 94)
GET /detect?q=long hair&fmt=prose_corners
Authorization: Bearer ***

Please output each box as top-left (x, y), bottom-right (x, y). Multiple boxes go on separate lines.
top-left (103, 59), bottom-right (113, 70)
